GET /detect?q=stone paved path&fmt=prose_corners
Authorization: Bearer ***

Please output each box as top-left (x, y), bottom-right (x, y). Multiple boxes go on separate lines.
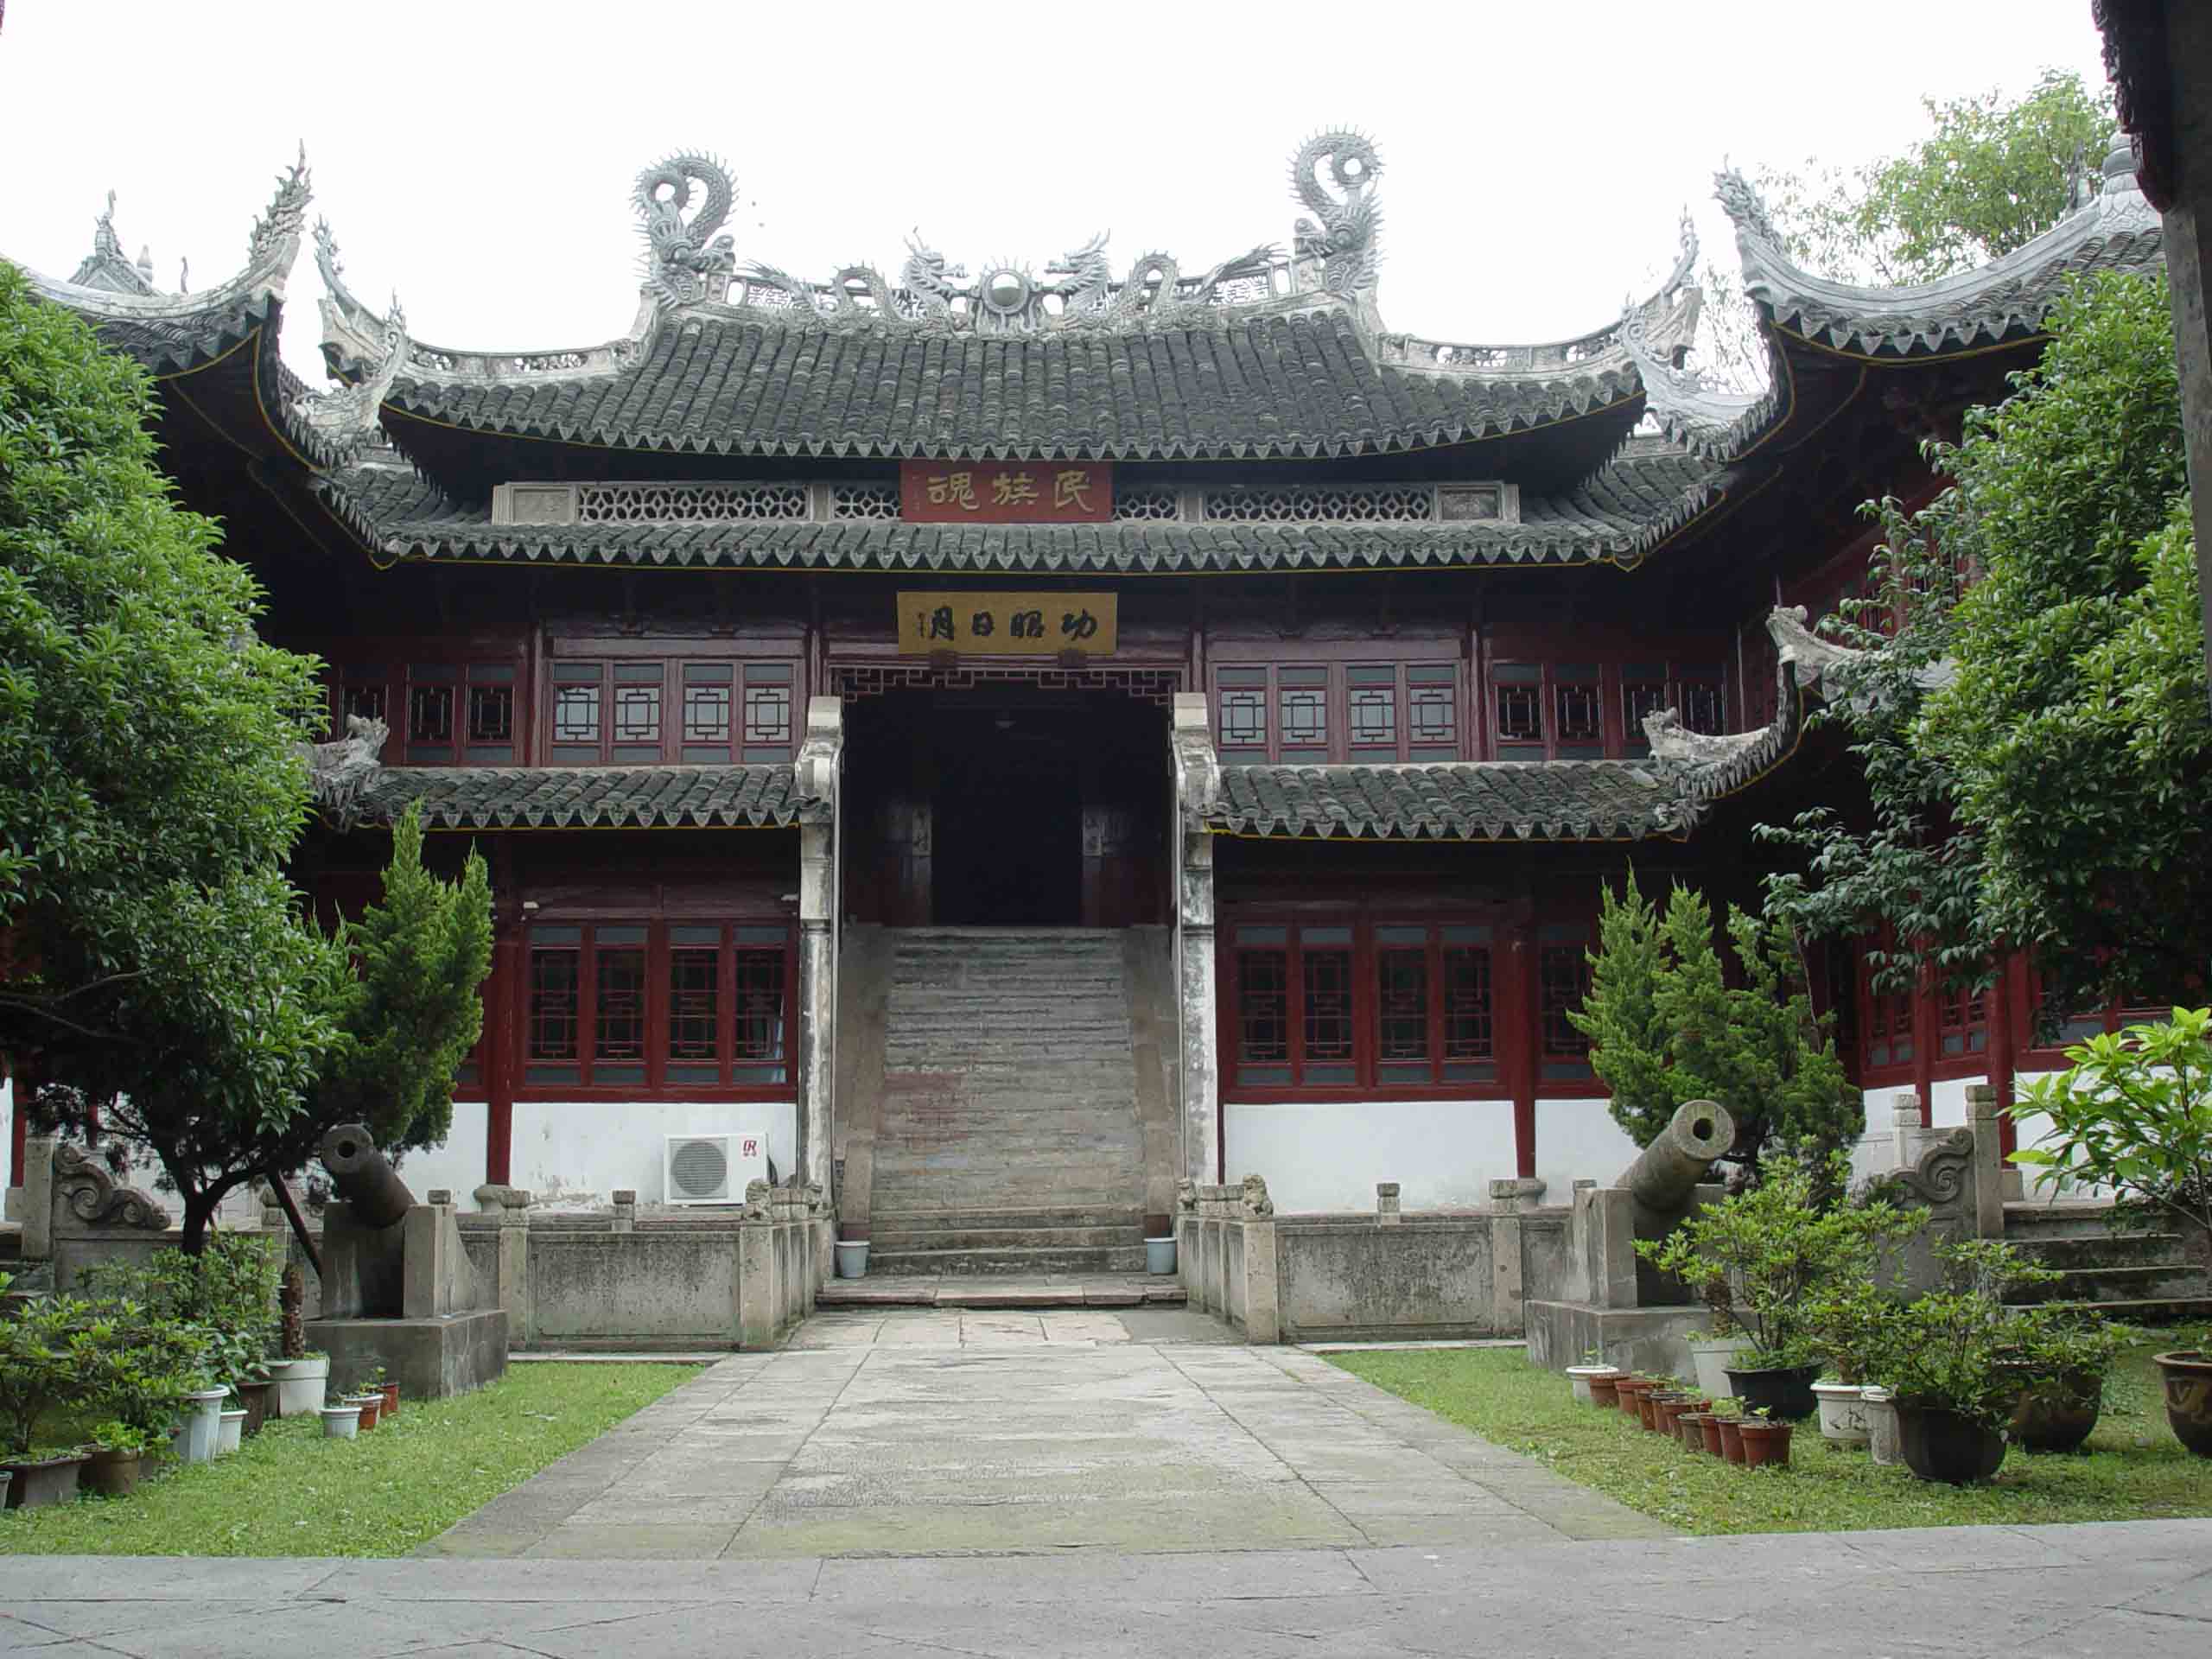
top-left (421, 1309), bottom-right (1666, 1560)
top-left (8, 1524), bottom-right (2211, 1658)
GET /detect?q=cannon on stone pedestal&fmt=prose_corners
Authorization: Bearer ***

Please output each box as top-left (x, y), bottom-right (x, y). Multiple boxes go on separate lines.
top-left (305, 1123), bottom-right (507, 1399)
top-left (1617, 1099), bottom-right (1736, 1230)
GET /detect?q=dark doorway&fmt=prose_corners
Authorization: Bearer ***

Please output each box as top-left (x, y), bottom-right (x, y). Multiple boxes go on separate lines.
top-left (931, 703), bottom-right (1082, 924)
top-left (843, 684), bottom-right (1169, 927)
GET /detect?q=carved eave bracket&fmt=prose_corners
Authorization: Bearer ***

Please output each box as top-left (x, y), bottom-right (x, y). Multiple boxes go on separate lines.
top-left (54, 1141), bottom-right (172, 1231)
top-left (292, 292), bottom-right (410, 467)
top-left (794, 696), bottom-right (843, 816)
top-left (304, 715), bottom-right (391, 830)
top-left (1170, 693), bottom-right (1222, 832)
top-left (1765, 604), bottom-right (1955, 705)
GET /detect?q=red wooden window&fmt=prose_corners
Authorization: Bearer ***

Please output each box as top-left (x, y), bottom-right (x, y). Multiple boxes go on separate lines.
top-left (1856, 938), bottom-right (1917, 1078)
top-left (522, 921), bottom-right (794, 1096)
top-left (1211, 660), bottom-right (1465, 763)
top-left (1537, 925), bottom-right (1595, 1082)
top-left (547, 658), bottom-right (801, 765)
top-left (1491, 658), bottom-right (1727, 760)
top-left (1224, 918), bottom-right (1502, 1096)
top-left (330, 662), bottom-right (519, 764)
top-left (1936, 984), bottom-right (1988, 1062)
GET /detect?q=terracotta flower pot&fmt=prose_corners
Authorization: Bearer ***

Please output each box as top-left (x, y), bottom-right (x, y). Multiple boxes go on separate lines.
top-left (2153, 1351), bottom-right (2212, 1459)
top-left (1698, 1414), bottom-right (1729, 1458)
top-left (352, 1392), bottom-right (381, 1432)
top-left (1717, 1416), bottom-right (1747, 1465)
top-left (1678, 1411), bottom-right (1713, 1452)
top-left (1736, 1420), bottom-right (1793, 1468)
top-left (1615, 1376), bottom-right (1656, 1420)
top-left (378, 1382), bottom-right (400, 1419)
top-left (1639, 1389), bottom-right (1675, 1431)
top-left (1893, 1402), bottom-right (2006, 1485)
top-left (1587, 1373), bottom-right (1622, 1409)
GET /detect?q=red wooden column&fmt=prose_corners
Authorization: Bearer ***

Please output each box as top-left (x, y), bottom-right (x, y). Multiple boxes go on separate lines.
top-left (1988, 954), bottom-right (2020, 1158)
top-left (1911, 963), bottom-right (1936, 1127)
top-left (1503, 916), bottom-right (1538, 1179)
top-left (7, 1054), bottom-right (25, 1188)
top-left (484, 840), bottom-right (521, 1187)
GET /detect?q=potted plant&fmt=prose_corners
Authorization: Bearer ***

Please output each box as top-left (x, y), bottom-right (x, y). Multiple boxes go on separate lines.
top-left (1567, 1349), bottom-right (1621, 1405)
top-left (1859, 1384), bottom-right (1903, 1466)
top-left (265, 1266), bottom-right (329, 1419)
top-left (348, 1387), bottom-right (383, 1431)
top-left (1586, 1370), bottom-right (1624, 1409)
top-left (82, 1421), bottom-right (159, 1497)
top-left (1613, 1375), bottom-right (1658, 1419)
top-left (1999, 1308), bottom-right (2123, 1453)
top-left (320, 1399), bottom-right (363, 1440)
top-left (2152, 1350), bottom-right (2212, 1458)
top-left (1715, 1414), bottom-right (1748, 1465)
top-left (1640, 1148), bottom-right (1917, 1422)
top-left (1736, 1409), bottom-right (1794, 1468)
top-left (366, 1365), bottom-right (398, 1420)
top-left (1882, 1239), bottom-right (2040, 1484)
top-left (0, 1282), bottom-right (109, 1508)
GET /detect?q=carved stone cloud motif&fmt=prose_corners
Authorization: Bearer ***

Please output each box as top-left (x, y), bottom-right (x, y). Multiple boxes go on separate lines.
top-left (633, 132), bottom-right (1382, 335)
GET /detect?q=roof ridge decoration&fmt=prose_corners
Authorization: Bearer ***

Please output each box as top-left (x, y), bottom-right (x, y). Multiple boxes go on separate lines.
top-left (634, 151), bottom-right (739, 307)
top-left (1618, 212), bottom-right (1783, 463)
top-left (69, 191), bottom-right (158, 295)
top-left (1713, 131), bottom-right (2164, 359)
top-left (20, 147), bottom-right (312, 375)
top-left (292, 283), bottom-right (410, 467)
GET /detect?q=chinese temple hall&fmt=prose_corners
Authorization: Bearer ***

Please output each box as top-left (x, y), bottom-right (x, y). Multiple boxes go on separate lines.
top-left (9, 130), bottom-right (2168, 1261)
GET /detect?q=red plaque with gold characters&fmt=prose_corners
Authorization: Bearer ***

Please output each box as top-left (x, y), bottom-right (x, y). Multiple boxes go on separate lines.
top-left (899, 461), bottom-right (1112, 524)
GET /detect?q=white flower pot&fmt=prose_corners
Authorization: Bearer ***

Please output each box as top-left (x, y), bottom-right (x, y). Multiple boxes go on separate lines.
top-left (179, 1387), bottom-right (229, 1463)
top-left (1567, 1365), bottom-right (1621, 1405)
top-left (215, 1408), bottom-right (246, 1456)
top-left (269, 1356), bottom-right (328, 1419)
top-left (1689, 1337), bottom-right (1752, 1401)
top-left (320, 1404), bottom-right (361, 1440)
top-left (1861, 1386), bottom-right (1902, 1466)
top-left (835, 1241), bottom-right (870, 1279)
top-left (1814, 1381), bottom-right (1871, 1445)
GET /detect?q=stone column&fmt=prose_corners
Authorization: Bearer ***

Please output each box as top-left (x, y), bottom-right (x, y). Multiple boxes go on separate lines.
top-left (610, 1190), bottom-right (636, 1234)
top-left (1489, 1177), bottom-right (1546, 1338)
top-left (21, 1135), bottom-right (54, 1262)
top-left (737, 1181), bottom-right (779, 1347)
top-left (1169, 694), bottom-right (1221, 1187)
top-left (1966, 1084), bottom-right (2006, 1241)
top-left (794, 698), bottom-right (843, 1191)
top-left (1376, 1182), bottom-right (1402, 1225)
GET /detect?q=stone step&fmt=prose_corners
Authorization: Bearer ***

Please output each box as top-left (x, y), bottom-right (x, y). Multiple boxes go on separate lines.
top-left (870, 1205), bottom-right (1147, 1230)
top-left (2009, 1231), bottom-right (2195, 1269)
top-left (864, 1243), bottom-right (1154, 1277)
top-left (868, 1223), bottom-right (1146, 1252)
top-left (2006, 1264), bottom-right (2212, 1304)
top-left (817, 1279), bottom-right (1185, 1309)
top-left (2002, 1200), bottom-right (2127, 1240)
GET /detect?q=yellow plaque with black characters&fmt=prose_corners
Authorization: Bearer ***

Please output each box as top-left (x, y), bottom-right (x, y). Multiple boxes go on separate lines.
top-left (896, 592), bottom-right (1118, 656)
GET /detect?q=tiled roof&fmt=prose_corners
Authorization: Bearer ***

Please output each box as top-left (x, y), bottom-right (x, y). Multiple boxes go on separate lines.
top-left (379, 308), bottom-right (1644, 461)
top-left (340, 763), bottom-right (824, 832)
top-left (1205, 761), bottom-right (1693, 842)
top-left (1717, 143), bottom-right (2164, 360)
top-left (318, 449), bottom-right (1722, 575)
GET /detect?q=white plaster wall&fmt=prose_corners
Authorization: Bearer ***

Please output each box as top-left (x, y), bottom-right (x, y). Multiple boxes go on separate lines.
top-left (1, 1075), bottom-right (14, 1217)
top-left (1533, 1100), bottom-right (1641, 1199)
top-left (399, 1100), bottom-right (800, 1211)
top-left (1224, 1101), bottom-right (1516, 1213)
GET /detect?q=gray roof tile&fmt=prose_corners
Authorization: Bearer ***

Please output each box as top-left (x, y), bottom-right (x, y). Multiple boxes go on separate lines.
top-left (340, 763), bottom-right (823, 832)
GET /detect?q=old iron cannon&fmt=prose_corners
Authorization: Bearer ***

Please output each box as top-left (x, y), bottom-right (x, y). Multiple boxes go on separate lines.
top-left (1616, 1098), bottom-right (1736, 1225)
top-left (318, 1122), bottom-right (416, 1231)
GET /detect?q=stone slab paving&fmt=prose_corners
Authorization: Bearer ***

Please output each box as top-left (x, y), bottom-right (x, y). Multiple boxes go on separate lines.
top-left (5, 1524), bottom-right (2210, 1658)
top-left (418, 1309), bottom-right (1666, 1560)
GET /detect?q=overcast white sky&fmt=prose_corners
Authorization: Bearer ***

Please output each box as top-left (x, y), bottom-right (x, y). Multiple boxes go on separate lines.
top-left (1, 2), bottom-right (2111, 384)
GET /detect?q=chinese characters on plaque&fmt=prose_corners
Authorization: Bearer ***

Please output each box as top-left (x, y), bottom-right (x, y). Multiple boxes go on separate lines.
top-left (896, 592), bottom-right (1119, 656)
top-left (899, 460), bottom-right (1112, 524)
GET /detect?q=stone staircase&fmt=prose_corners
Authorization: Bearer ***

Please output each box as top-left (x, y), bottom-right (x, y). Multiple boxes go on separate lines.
top-left (2005, 1200), bottom-right (2212, 1322)
top-left (866, 929), bottom-right (1149, 1276)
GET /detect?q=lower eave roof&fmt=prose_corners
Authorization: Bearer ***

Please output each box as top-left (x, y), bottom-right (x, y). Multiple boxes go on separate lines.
top-left (316, 449), bottom-right (1721, 576)
top-left (1205, 760), bottom-right (1692, 842)
top-left (328, 763), bottom-right (823, 832)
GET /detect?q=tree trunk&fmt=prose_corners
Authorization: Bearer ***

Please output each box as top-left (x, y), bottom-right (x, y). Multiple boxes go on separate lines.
top-left (178, 1189), bottom-right (223, 1255)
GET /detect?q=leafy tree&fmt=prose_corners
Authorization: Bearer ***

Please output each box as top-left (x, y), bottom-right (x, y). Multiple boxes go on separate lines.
top-left (1570, 876), bottom-right (1857, 1166)
top-left (1, 265), bottom-right (493, 1247)
top-left (1764, 271), bottom-right (2203, 1020)
top-left (84, 806), bottom-right (491, 1249)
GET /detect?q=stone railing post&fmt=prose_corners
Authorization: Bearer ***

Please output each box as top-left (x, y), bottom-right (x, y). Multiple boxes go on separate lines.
top-left (21, 1135), bottom-right (55, 1262)
top-left (1489, 1177), bottom-right (1546, 1337)
top-left (1241, 1176), bottom-right (1279, 1344)
top-left (1376, 1181), bottom-right (1402, 1225)
top-left (1967, 1084), bottom-right (2006, 1239)
top-left (495, 1189), bottom-right (532, 1344)
top-left (737, 1179), bottom-right (779, 1347)
top-left (610, 1190), bottom-right (637, 1234)
top-left (795, 696), bottom-right (843, 1190)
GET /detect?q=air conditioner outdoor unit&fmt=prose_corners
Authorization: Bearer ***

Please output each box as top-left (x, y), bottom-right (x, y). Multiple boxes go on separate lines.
top-left (663, 1131), bottom-right (771, 1205)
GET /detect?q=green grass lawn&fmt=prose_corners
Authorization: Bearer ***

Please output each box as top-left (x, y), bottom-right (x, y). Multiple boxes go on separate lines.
top-left (0, 1362), bottom-right (700, 1557)
top-left (1332, 1333), bottom-right (2212, 1535)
